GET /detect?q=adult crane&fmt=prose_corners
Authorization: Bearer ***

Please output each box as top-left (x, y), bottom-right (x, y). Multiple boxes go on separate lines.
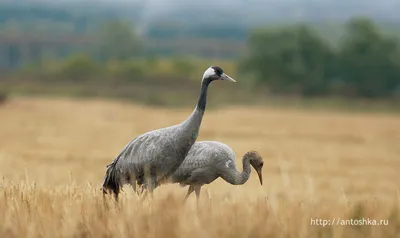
top-left (102, 66), bottom-right (236, 201)
top-left (140, 141), bottom-right (264, 202)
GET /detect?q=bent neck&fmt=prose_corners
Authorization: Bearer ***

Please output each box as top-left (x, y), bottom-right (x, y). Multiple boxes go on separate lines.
top-left (221, 157), bottom-right (252, 185)
top-left (239, 157), bottom-right (252, 184)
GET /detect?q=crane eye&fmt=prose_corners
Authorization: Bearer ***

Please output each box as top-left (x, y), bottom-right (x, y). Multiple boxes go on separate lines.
top-left (259, 162), bottom-right (264, 167)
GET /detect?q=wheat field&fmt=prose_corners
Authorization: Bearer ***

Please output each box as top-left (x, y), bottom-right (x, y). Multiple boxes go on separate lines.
top-left (0, 96), bottom-right (400, 238)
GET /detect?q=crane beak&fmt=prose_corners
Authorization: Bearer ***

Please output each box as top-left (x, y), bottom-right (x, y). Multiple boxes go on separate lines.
top-left (221, 73), bottom-right (236, 82)
top-left (256, 168), bottom-right (263, 185)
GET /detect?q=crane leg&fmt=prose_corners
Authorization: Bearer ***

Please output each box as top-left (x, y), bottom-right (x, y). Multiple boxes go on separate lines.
top-left (147, 180), bottom-right (155, 198)
top-left (140, 189), bottom-right (148, 202)
top-left (139, 184), bottom-right (146, 195)
top-left (183, 185), bottom-right (195, 203)
top-left (137, 183), bottom-right (148, 202)
top-left (127, 174), bottom-right (138, 195)
top-left (113, 191), bottom-right (119, 205)
top-left (139, 179), bottom-right (156, 202)
top-left (131, 182), bottom-right (138, 195)
top-left (194, 186), bottom-right (201, 212)
top-left (194, 186), bottom-right (201, 201)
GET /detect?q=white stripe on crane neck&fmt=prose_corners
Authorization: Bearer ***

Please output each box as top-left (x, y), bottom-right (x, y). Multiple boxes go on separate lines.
top-left (202, 67), bottom-right (215, 82)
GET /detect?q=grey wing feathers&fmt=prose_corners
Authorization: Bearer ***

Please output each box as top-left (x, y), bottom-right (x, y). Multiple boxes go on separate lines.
top-left (112, 126), bottom-right (180, 176)
top-left (103, 125), bottom-right (182, 196)
top-left (198, 141), bottom-right (236, 166)
top-left (172, 141), bottom-right (236, 179)
top-left (184, 167), bottom-right (217, 184)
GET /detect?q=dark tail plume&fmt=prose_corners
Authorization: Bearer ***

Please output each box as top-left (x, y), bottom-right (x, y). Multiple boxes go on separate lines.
top-left (102, 161), bottom-right (120, 201)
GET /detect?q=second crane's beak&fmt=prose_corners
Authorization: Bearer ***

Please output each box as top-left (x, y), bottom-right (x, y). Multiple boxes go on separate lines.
top-left (221, 73), bottom-right (236, 82)
top-left (256, 168), bottom-right (263, 185)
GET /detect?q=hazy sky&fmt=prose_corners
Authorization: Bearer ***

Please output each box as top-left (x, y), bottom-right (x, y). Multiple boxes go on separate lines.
top-left (9, 0), bottom-right (400, 24)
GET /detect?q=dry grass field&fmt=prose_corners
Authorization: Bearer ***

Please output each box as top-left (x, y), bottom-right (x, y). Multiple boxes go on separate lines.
top-left (0, 96), bottom-right (400, 238)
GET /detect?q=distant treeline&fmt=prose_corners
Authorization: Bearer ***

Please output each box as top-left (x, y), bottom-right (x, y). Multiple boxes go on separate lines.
top-left (241, 18), bottom-right (400, 99)
top-left (0, 10), bottom-right (399, 99)
top-left (1, 2), bottom-right (400, 62)
top-left (0, 2), bottom-right (140, 34)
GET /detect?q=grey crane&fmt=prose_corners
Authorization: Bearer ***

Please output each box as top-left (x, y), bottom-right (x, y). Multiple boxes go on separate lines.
top-left (139, 141), bottom-right (264, 202)
top-left (102, 66), bottom-right (236, 201)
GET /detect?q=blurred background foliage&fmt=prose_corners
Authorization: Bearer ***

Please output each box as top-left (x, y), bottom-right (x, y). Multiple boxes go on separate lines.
top-left (0, 1), bottom-right (399, 109)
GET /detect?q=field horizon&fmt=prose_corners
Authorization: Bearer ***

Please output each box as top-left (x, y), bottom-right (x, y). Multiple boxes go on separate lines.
top-left (1, 96), bottom-right (399, 237)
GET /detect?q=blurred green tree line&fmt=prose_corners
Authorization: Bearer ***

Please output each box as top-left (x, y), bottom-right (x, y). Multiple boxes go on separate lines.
top-left (241, 18), bottom-right (400, 99)
top-left (1, 17), bottom-right (400, 100)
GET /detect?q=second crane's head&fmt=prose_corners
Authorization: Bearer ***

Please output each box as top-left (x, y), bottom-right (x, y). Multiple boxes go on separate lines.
top-left (202, 66), bottom-right (236, 85)
top-left (246, 151), bottom-right (264, 185)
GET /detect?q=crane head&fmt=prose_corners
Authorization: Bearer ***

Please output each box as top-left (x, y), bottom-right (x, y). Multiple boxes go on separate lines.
top-left (202, 66), bottom-right (236, 84)
top-left (246, 151), bottom-right (264, 185)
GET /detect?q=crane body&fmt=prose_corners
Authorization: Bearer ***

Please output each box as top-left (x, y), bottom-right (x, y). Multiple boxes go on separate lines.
top-left (102, 66), bottom-right (236, 200)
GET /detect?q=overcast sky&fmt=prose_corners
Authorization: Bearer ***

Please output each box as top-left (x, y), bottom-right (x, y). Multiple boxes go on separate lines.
top-left (6, 0), bottom-right (400, 24)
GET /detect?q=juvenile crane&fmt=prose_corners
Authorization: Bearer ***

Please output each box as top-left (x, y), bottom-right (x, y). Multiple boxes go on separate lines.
top-left (140, 141), bottom-right (264, 202)
top-left (102, 66), bottom-right (236, 201)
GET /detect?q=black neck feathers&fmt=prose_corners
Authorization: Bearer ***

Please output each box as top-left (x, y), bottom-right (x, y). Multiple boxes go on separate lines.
top-left (197, 78), bottom-right (212, 112)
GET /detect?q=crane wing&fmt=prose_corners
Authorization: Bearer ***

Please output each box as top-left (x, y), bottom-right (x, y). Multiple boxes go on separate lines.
top-left (112, 127), bottom-right (177, 175)
top-left (171, 141), bottom-right (236, 183)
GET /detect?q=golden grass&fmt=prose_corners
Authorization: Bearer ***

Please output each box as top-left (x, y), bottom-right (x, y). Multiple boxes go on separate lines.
top-left (0, 96), bottom-right (400, 237)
